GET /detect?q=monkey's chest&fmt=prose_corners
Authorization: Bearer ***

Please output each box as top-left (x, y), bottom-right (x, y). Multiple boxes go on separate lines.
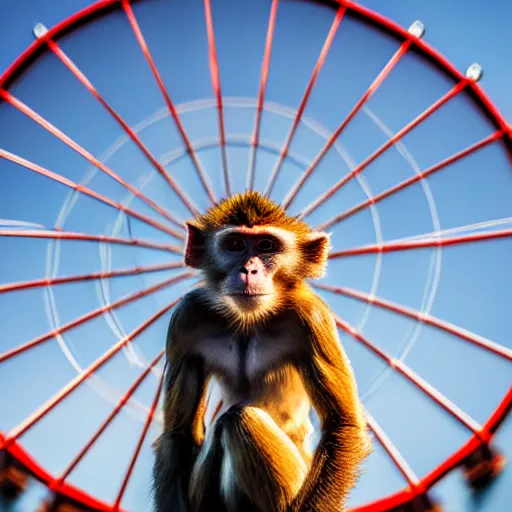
top-left (197, 334), bottom-right (293, 386)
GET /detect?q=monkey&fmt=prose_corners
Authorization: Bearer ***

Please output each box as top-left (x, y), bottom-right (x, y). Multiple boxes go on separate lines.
top-left (152, 191), bottom-right (372, 512)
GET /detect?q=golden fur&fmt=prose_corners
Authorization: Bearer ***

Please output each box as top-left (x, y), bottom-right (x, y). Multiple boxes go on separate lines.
top-left (152, 191), bottom-right (371, 512)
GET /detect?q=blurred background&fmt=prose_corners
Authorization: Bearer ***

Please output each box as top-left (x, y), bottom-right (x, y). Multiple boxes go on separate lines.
top-left (0, 0), bottom-right (511, 511)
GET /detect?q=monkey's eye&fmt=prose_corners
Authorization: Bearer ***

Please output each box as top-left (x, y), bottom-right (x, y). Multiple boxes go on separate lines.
top-left (223, 235), bottom-right (246, 252)
top-left (255, 238), bottom-right (276, 253)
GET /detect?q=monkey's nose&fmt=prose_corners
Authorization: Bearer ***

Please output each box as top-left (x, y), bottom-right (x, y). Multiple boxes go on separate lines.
top-left (239, 260), bottom-right (262, 286)
top-left (240, 259), bottom-right (260, 275)
top-left (239, 266), bottom-right (258, 275)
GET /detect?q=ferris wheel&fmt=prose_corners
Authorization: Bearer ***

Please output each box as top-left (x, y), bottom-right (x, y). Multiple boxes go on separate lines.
top-left (0, 0), bottom-right (510, 511)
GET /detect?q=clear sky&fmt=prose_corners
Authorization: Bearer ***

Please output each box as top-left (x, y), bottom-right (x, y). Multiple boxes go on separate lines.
top-left (0, 1), bottom-right (511, 511)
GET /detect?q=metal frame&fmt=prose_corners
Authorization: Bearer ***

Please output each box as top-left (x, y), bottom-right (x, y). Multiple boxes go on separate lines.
top-left (0, 0), bottom-right (510, 510)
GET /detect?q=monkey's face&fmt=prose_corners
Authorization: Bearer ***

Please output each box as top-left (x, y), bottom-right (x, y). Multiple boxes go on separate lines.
top-left (183, 192), bottom-right (332, 318)
top-left (211, 227), bottom-right (294, 314)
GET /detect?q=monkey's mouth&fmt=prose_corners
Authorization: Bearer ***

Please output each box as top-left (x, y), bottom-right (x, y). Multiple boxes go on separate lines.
top-left (228, 291), bottom-right (271, 298)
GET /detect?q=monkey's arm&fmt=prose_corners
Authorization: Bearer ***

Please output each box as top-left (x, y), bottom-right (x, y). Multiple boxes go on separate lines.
top-left (152, 300), bottom-right (209, 512)
top-left (291, 297), bottom-right (372, 512)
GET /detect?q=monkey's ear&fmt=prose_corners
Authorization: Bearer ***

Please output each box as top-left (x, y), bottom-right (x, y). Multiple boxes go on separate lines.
top-left (301, 231), bottom-right (331, 279)
top-left (185, 222), bottom-right (206, 269)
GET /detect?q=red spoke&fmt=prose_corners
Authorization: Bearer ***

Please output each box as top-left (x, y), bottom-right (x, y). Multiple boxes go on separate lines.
top-left (0, 228), bottom-right (182, 253)
top-left (0, 89), bottom-right (186, 234)
top-left (204, 0), bottom-right (231, 197)
top-left (328, 227), bottom-right (512, 258)
top-left (114, 368), bottom-right (164, 509)
top-left (302, 79), bottom-right (468, 218)
top-left (45, 37), bottom-right (200, 216)
top-left (0, 146), bottom-right (185, 240)
top-left (335, 314), bottom-right (487, 438)
top-left (1, 298), bottom-right (178, 449)
top-left (52, 350), bottom-right (164, 487)
top-left (247, 0), bottom-right (279, 190)
top-left (315, 283), bottom-right (512, 360)
top-left (282, 39), bottom-right (412, 209)
top-left (365, 409), bottom-right (420, 489)
top-left (0, 271), bottom-right (194, 364)
top-left (121, 0), bottom-right (217, 205)
top-left (264, 6), bottom-right (346, 197)
top-left (317, 130), bottom-right (504, 230)
top-left (0, 261), bottom-right (184, 294)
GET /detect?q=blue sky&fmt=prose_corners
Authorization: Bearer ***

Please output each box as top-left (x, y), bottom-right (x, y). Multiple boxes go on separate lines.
top-left (0, 1), bottom-right (511, 511)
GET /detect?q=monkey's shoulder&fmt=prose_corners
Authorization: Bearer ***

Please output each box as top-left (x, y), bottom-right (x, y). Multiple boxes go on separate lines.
top-left (166, 289), bottom-right (228, 351)
top-left (289, 288), bottom-right (335, 327)
top-left (171, 287), bottom-right (217, 320)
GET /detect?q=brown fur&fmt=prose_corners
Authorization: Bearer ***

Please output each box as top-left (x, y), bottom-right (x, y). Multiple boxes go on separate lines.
top-left (190, 191), bottom-right (311, 235)
top-left (152, 192), bottom-right (372, 512)
top-left (186, 192), bottom-right (330, 282)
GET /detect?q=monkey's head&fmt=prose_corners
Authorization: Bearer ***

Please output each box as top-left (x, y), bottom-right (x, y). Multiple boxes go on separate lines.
top-left (184, 191), bottom-right (330, 319)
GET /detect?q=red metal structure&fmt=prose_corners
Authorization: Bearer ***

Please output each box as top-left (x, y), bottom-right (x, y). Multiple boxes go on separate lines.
top-left (0, 0), bottom-right (510, 511)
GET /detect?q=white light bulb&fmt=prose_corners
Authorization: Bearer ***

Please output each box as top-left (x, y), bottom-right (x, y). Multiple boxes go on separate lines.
top-left (33, 23), bottom-right (48, 39)
top-left (466, 63), bottom-right (484, 82)
top-left (408, 20), bottom-right (425, 39)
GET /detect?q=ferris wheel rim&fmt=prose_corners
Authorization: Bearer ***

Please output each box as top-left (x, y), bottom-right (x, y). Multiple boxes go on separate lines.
top-left (0, 1), bottom-right (511, 511)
